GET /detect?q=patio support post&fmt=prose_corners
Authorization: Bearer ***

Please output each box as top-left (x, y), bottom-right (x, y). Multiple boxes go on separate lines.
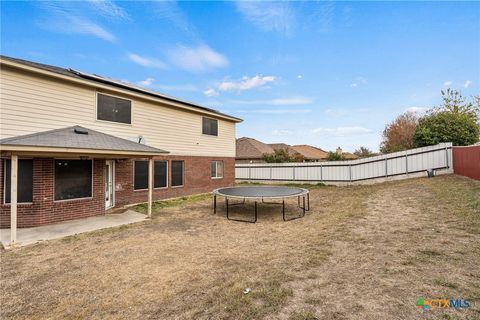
top-left (148, 157), bottom-right (153, 218)
top-left (10, 154), bottom-right (18, 245)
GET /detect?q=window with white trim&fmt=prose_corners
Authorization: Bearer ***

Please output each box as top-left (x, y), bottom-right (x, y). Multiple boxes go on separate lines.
top-left (202, 117), bottom-right (218, 136)
top-left (171, 161), bottom-right (184, 187)
top-left (4, 159), bottom-right (33, 203)
top-left (54, 160), bottom-right (92, 201)
top-left (97, 93), bottom-right (132, 124)
top-left (154, 161), bottom-right (168, 188)
top-left (211, 161), bottom-right (224, 179)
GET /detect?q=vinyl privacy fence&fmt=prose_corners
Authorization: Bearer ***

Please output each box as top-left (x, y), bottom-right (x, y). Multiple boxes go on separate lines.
top-left (235, 143), bottom-right (453, 183)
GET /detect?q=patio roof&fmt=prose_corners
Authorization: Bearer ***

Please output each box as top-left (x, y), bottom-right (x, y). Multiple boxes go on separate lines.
top-left (0, 125), bottom-right (169, 157)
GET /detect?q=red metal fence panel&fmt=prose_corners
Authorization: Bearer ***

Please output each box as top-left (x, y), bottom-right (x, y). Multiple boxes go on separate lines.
top-left (453, 146), bottom-right (480, 180)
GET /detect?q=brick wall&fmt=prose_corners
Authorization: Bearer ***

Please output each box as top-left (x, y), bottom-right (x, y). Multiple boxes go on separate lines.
top-left (114, 156), bottom-right (235, 206)
top-left (0, 156), bottom-right (234, 228)
top-left (0, 158), bottom-right (105, 228)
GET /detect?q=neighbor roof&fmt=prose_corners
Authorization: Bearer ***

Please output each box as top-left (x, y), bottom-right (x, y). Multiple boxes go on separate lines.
top-left (0, 55), bottom-right (242, 123)
top-left (0, 126), bottom-right (168, 156)
top-left (291, 145), bottom-right (328, 160)
top-left (236, 137), bottom-right (275, 159)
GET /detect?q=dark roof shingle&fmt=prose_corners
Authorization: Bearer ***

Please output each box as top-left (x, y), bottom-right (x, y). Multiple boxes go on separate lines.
top-left (0, 126), bottom-right (168, 154)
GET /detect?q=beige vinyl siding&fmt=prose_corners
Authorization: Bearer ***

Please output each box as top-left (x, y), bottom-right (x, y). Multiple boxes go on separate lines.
top-left (0, 67), bottom-right (236, 157)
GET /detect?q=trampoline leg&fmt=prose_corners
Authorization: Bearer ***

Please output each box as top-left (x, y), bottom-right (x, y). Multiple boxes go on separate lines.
top-left (226, 198), bottom-right (229, 218)
top-left (303, 196), bottom-right (306, 215)
top-left (254, 201), bottom-right (258, 223)
top-left (213, 195), bottom-right (217, 214)
top-left (282, 200), bottom-right (286, 221)
top-left (307, 193), bottom-right (310, 211)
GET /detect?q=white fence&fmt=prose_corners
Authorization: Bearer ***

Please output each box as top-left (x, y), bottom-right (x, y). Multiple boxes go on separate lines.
top-left (236, 143), bottom-right (453, 183)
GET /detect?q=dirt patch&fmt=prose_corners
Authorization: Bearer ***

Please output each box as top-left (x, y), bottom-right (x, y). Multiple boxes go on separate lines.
top-left (1, 175), bottom-right (479, 319)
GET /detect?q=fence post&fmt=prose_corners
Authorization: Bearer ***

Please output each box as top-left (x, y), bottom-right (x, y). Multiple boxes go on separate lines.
top-left (270, 165), bottom-right (272, 179)
top-left (405, 153), bottom-right (409, 174)
top-left (248, 166), bottom-right (251, 180)
top-left (445, 145), bottom-right (449, 168)
top-left (293, 165), bottom-right (296, 181)
top-left (320, 164), bottom-right (323, 182)
top-left (349, 164), bottom-right (352, 182)
top-left (385, 158), bottom-right (388, 177)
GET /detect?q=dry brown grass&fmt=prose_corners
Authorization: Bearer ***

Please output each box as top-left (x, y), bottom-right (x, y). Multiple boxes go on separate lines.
top-left (1, 175), bottom-right (479, 319)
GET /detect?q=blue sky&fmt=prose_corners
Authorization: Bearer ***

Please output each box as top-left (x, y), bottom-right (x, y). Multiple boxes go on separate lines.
top-left (1, 1), bottom-right (479, 152)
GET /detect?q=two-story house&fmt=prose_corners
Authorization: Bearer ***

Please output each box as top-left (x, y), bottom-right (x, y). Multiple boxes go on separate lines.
top-left (0, 55), bottom-right (241, 242)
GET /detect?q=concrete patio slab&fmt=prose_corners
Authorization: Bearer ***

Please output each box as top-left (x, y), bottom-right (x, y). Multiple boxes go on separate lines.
top-left (0, 210), bottom-right (147, 248)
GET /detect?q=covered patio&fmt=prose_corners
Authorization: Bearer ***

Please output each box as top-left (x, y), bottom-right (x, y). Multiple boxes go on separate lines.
top-left (0, 125), bottom-right (168, 247)
top-left (0, 210), bottom-right (146, 248)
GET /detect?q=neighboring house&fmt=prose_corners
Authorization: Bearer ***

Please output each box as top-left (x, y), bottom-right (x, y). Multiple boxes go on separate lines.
top-left (0, 55), bottom-right (241, 238)
top-left (335, 147), bottom-right (359, 160)
top-left (290, 145), bottom-right (328, 162)
top-left (236, 137), bottom-right (274, 163)
top-left (236, 138), bottom-right (328, 163)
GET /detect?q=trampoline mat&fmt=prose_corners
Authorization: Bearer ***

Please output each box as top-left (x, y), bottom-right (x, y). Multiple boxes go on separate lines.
top-left (215, 186), bottom-right (307, 198)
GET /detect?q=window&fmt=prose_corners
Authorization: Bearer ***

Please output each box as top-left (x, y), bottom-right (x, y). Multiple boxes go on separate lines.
top-left (97, 93), bottom-right (132, 124)
top-left (134, 160), bottom-right (148, 190)
top-left (154, 161), bottom-right (168, 188)
top-left (211, 161), bottom-right (224, 179)
top-left (202, 117), bottom-right (218, 136)
top-left (171, 161), bottom-right (184, 187)
top-left (55, 160), bottom-right (92, 201)
top-left (4, 159), bottom-right (33, 203)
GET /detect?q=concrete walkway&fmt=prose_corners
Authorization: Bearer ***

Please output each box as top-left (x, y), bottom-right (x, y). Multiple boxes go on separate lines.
top-left (0, 210), bottom-right (147, 248)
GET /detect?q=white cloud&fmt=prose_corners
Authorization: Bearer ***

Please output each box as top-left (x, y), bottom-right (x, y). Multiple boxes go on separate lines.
top-left (443, 80), bottom-right (453, 86)
top-left (464, 80), bottom-right (472, 88)
top-left (237, 109), bottom-right (311, 114)
top-left (235, 1), bottom-right (294, 35)
top-left (38, 1), bottom-right (123, 42)
top-left (349, 76), bottom-right (367, 88)
top-left (156, 84), bottom-right (198, 92)
top-left (255, 109), bottom-right (311, 114)
top-left (311, 126), bottom-right (373, 137)
top-left (85, 0), bottom-right (129, 20)
top-left (273, 129), bottom-right (293, 136)
top-left (204, 88), bottom-right (219, 97)
top-left (127, 53), bottom-right (167, 69)
top-left (405, 106), bottom-right (428, 113)
top-left (297, 75), bottom-right (303, 79)
top-left (231, 97), bottom-right (313, 105)
top-left (138, 77), bottom-right (154, 87)
top-left (68, 17), bottom-right (116, 42)
top-left (218, 75), bottom-right (275, 92)
top-left (167, 45), bottom-right (228, 72)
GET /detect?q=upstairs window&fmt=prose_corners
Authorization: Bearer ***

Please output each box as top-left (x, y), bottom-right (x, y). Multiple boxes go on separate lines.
top-left (97, 93), bottom-right (132, 124)
top-left (202, 117), bottom-right (218, 136)
top-left (4, 159), bottom-right (33, 204)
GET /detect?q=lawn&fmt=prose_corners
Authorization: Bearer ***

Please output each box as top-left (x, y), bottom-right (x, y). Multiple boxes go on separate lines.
top-left (1, 175), bottom-right (479, 319)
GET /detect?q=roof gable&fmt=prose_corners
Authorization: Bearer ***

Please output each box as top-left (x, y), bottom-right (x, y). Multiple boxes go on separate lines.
top-left (236, 137), bottom-right (274, 159)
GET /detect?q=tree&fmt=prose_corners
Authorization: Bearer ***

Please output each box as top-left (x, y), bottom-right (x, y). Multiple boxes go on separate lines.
top-left (380, 112), bottom-right (418, 153)
top-left (325, 151), bottom-right (344, 161)
top-left (354, 146), bottom-right (374, 158)
top-left (262, 148), bottom-right (294, 163)
top-left (413, 89), bottom-right (480, 147)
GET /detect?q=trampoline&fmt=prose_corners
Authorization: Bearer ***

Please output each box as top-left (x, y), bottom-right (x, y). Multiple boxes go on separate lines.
top-left (213, 186), bottom-right (310, 223)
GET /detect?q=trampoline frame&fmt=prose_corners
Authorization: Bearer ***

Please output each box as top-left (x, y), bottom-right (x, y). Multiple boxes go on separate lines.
top-left (213, 186), bottom-right (310, 223)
